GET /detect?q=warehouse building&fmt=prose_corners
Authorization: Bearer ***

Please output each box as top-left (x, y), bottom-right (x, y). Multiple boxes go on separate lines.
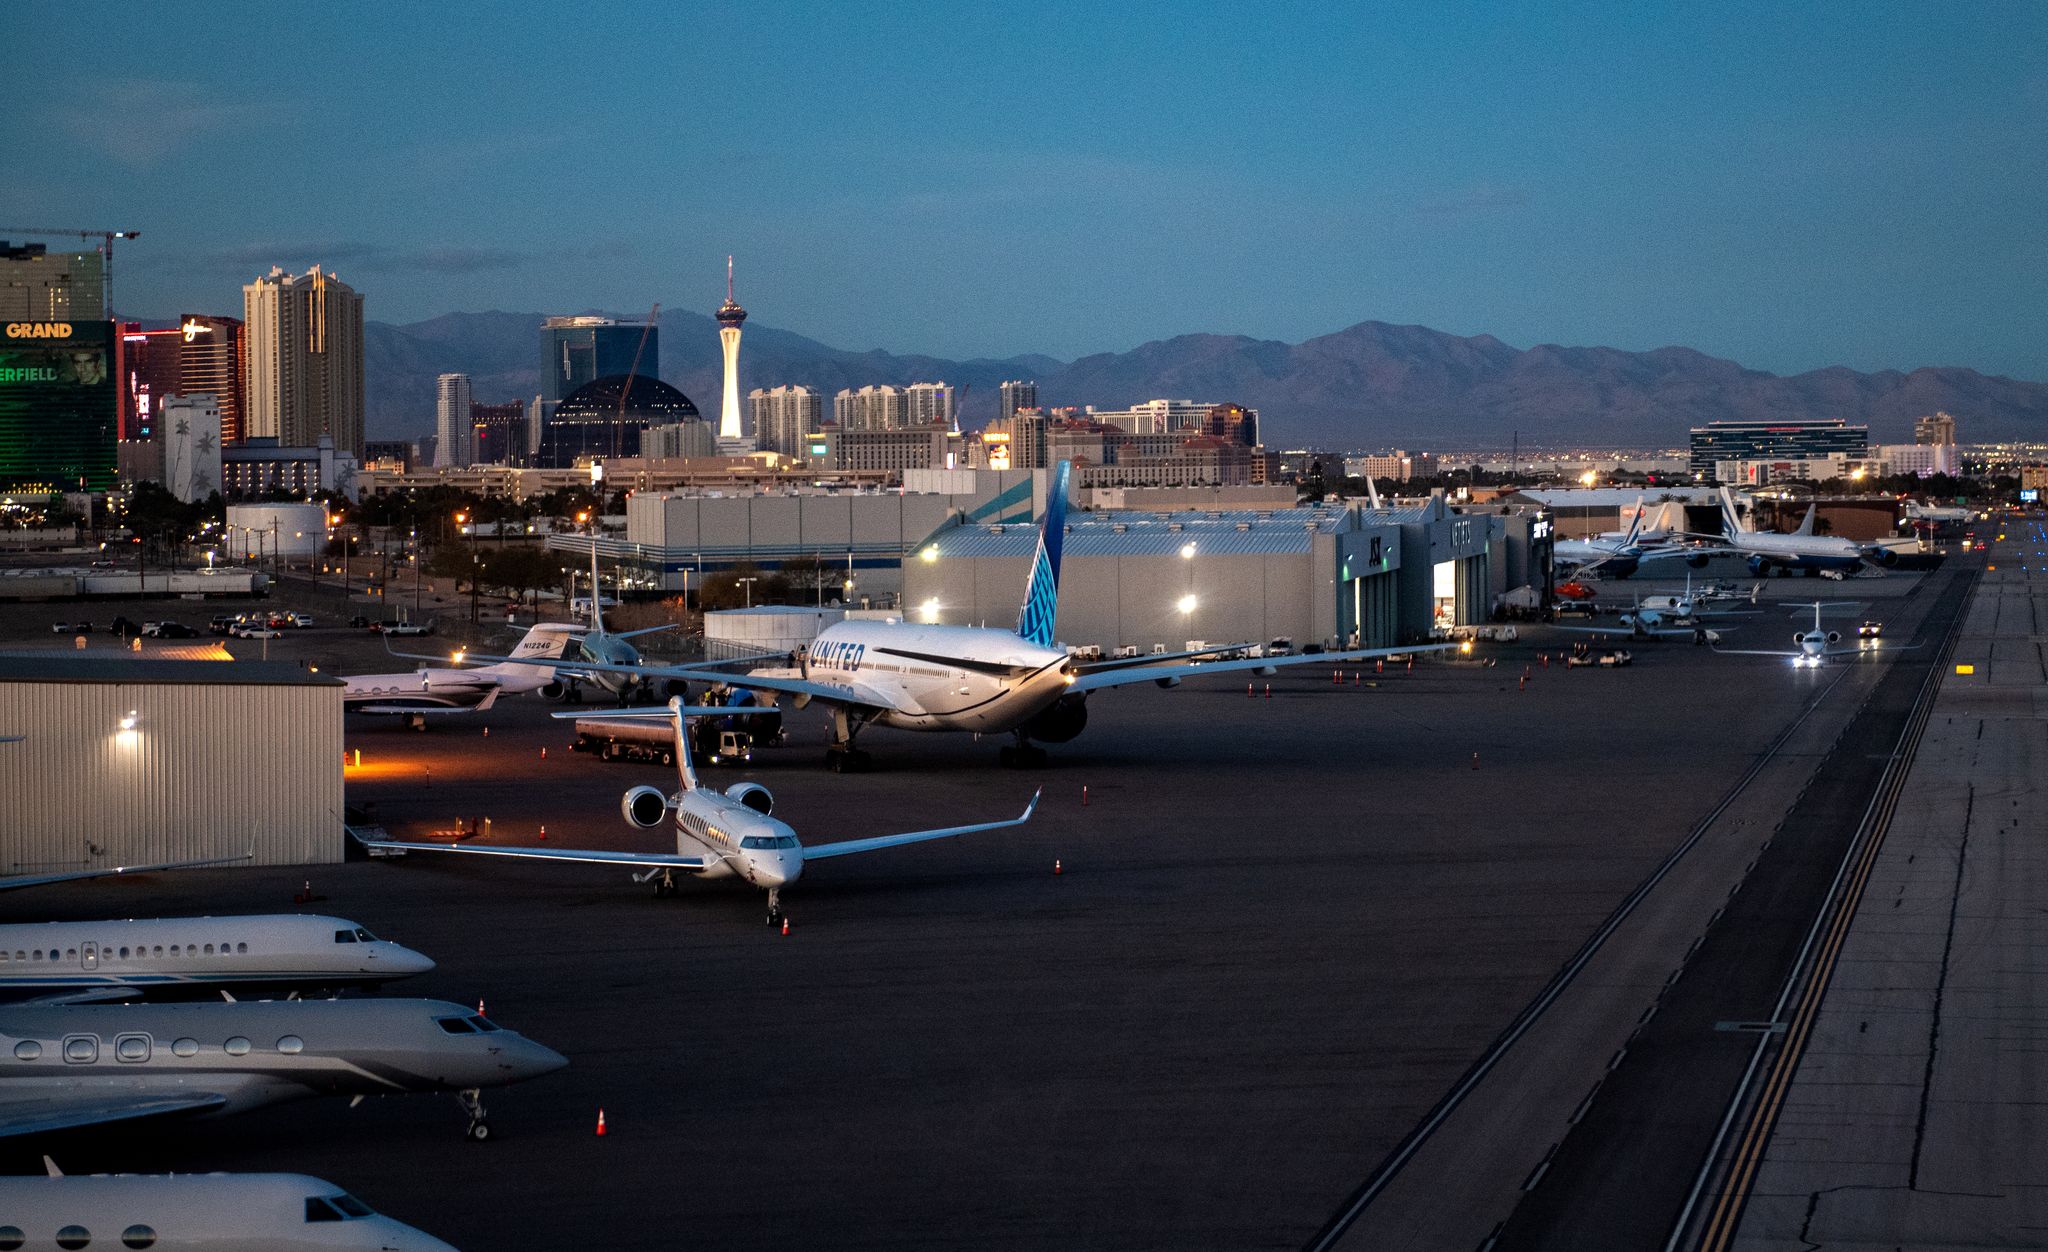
top-left (0, 658), bottom-right (344, 875)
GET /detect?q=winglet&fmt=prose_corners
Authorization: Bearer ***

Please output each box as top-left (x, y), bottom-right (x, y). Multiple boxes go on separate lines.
top-left (43, 1155), bottom-right (61, 1178)
top-left (1023, 786), bottom-right (1042, 821)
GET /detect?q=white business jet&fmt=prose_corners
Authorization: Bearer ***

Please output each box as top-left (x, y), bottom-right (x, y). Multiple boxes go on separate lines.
top-left (344, 622), bottom-right (573, 728)
top-left (445, 461), bottom-right (1454, 769)
top-left (363, 699), bottom-right (1038, 925)
top-left (0, 914), bottom-right (435, 1003)
top-left (1712, 600), bottom-right (1893, 667)
top-left (1, 1166), bottom-right (458, 1252)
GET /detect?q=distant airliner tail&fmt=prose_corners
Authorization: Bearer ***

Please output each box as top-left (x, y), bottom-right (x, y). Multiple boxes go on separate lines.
top-left (1794, 504), bottom-right (1817, 536)
top-left (1718, 486), bottom-right (1749, 536)
top-left (1015, 460), bottom-right (1070, 648)
top-left (1623, 495), bottom-right (1645, 545)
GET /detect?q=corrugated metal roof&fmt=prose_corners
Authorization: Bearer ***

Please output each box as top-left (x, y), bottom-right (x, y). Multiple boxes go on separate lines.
top-left (930, 509), bottom-right (1357, 559)
top-left (1355, 506), bottom-right (1435, 524)
top-left (0, 658), bottom-right (340, 686)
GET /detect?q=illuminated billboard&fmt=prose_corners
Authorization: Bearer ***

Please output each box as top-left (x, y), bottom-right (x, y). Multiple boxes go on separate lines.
top-left (0, 320), bottom-right (117, 491)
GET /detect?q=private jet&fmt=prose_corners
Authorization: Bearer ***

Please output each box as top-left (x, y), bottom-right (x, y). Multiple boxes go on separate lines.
top-left (345, 622), bottom-right (573, 728)
top-left (437, 461), bottom-right (1455, 769)
top-left (1682, 487), bottom-right (1903, 578)
top-left (0, 914), bottom-right (435, 1003)
top-left (0, 1165), bottom-right (458, 1251)
top-left (362, 699), bottom-right (1039, 925)
top-left (1713, 600), bottom-right (1896, 667)
top-left (1551, 498), bottom-right (1696, 579)
top-left (0, 997), bottom-right (565, 1141)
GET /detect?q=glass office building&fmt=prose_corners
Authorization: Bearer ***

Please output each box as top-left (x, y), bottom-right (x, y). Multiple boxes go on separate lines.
top-left (0, 319), bottom-right (118, 491)
top-left (537, 374), bottom-right (699, 467)
top-left (1688, 419), bottom-right (1868, 482)
top-left (541, 316), bottom-right (656, 404)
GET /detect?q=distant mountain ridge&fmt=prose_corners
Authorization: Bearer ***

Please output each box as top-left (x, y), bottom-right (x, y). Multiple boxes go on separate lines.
top-left (359, 311), bottom-right (2048, 447)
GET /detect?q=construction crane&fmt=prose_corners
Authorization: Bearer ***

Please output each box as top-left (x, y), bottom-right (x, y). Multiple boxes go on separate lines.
top-left (0, 226), bottom-right (140, 317)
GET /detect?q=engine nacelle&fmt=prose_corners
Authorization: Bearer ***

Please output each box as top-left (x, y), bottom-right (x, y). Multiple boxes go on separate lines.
top-left (726, 781), bottom-right (774, 816)
top-left (541, 679), bottom-right (570, 701)
top-left (1873, 547), bottom-right (1900, 568)
top-left (621, 785), bottom-right (671, 829)
top-left (1793, 633), bottom-right (1807, 646)
top-left (1022, 693), bottom-right (1089, 743)
top-left (1685, 553), bottom-right (1709, 569)
top-left (1827, 631), bottom-right (1841, 644)
top-left (1748, 555), bottom-right (1774, 576)
top-left (1155, 675), bottom-right (1181, 689)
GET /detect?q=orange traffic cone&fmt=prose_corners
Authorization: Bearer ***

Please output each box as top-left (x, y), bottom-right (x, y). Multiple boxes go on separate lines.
top-left (540, 746), bottom-right (547, 760)
top-left (539, 825), bottom-right (547, 841)
top-left (1054, 858), bottom-right (1063, 875)
top-left (1519, 675), bottom-right (1527, 691)
top-left (1247, 683), bottom-right (1254, 697)
top-left (477, 999), bottom-right (486, 1017)
top-left (1081, 785), bottom-right (1089, 806)
top-left (595, 1109), bottom-right (607, 1136)
top-left (1263, 684), bottom-right (1271, 699)
top-left (482, 727), bottom-right (489, 738)
top-left (1471, 752), bottom-right (1480, 770)
top-left (1376, 658), bottom-right (1383, 675)
top-left (780, 916), bottom-right (791, 937)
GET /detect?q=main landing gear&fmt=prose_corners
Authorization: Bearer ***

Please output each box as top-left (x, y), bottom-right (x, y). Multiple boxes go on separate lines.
top-left (457, 1087), bottom-right (490, 1141)
top-left (765, 887), bottom-right (784, 927)
top-left (826, 708), bottom-right (874, 772)
top-left (998, 733), bottom-right (1047, 769)
top-left (651, 868), bottom-right (679, 898)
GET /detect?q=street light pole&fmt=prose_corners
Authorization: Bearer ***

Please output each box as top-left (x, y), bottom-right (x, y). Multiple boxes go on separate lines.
top-left (737, 576), bottom-right (757, 609)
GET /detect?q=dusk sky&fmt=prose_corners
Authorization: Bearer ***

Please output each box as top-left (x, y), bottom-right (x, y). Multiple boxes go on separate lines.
top-left (9, 1), bottom-right (2044, 378)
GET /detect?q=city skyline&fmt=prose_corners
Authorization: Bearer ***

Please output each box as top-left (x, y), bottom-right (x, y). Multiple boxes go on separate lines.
top-left (7, 2), bottom-right (2045, 384)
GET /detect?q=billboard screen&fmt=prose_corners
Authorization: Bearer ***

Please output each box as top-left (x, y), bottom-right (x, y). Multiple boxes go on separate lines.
top-left (0, 320), bottom-right (117, 491)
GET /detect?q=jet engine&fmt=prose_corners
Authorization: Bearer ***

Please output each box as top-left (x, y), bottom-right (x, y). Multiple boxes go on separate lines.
top-left (1748, 555), bottom-right (1774, 576)
top-left (1792, 633), bottom-right (1806, 646)
top-left (726, 781), bottom-right (774, 816)
top-left (1827, 631), bottom-right (1842, 644)
top-left (1022, 693), bottom-right (1089, 743)
top-left (541, 679), bottom-right (571, 701)
top-left (621, 785), bottom-right (671, 828)
top-left (1872, 547), bottom-right (1900, 567)
top-left (1686, 552), bottom-right (1711, 569)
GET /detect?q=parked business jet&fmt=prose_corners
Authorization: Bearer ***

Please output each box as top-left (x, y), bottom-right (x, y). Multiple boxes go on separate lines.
top-left (545, 546), bottom-right (687, 703)
top-left (2, 1164), bottom-right (459, 1251)
top-left (0, 996), bottom-right (564, 1141)
top-left (445, 461), bottom-right (1455, 769)
top-left (1551, 500), bottom-right (1695, 579)
top-left (0, 855), bottom-right (251, 895)
top-left (1634, 571), bottom-right (1760, 614)
top-left (1713, 601), bottom-right (1891, 667)
top-left (1684, 487), bottom-right (1902, 577)
top-left (345, 622), bottom-right (572, 727)
top-left (0, 914), bottom-right (434, 1003)
top-left (363, 699), bottom-right (1038, 924)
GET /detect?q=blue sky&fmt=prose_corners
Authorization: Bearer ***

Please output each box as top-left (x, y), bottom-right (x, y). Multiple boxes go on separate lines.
top-left (8, 1), bottom-right (2045, 378)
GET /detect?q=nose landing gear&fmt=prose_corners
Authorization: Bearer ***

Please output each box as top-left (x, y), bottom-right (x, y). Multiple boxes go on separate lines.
top-left (457, 1088), bottom-right (490, 1141)
top-left (765, 887), bottom-right (783, 927)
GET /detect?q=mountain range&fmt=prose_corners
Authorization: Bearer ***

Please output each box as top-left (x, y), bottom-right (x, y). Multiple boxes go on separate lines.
top-left (360, 310), bottom-right (2048, 448)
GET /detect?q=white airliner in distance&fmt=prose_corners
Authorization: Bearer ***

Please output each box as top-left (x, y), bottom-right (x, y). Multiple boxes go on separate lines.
top-left (344, 622), bottom-right (572, 727)
top-left (1713, 601), bottom-right (1899, 667)
top-left (363, 699), bottom-right (1039, 924)
top-left (0, 854), bottom-right (252, 894)
top-left (0, 1167), bottom-right (458, 1252)
top-left (446, 461), bottom-right (1456, 769)
top-left (0, 996), bottom-right (565, 1141)
top-left (0, 914), bottom-right (435, 1003)
top-left (1681, 487), bottom-right (1903, 578)
top-left (1551, 499), bottom-right (1697, 579)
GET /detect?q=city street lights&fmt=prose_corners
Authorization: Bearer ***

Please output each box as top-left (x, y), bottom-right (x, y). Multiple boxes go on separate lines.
top-left (1178, 593), bottom-right (1197, 645)
top-left (454, 511), bottom-right (479, 623)
top-left (737, 576), bottom-right (757, 609)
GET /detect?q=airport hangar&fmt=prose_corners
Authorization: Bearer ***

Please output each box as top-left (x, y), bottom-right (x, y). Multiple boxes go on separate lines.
top-left (562, 475), bottom-right (1542, 650)
top-left (0, 657), bottom-right (344, 877)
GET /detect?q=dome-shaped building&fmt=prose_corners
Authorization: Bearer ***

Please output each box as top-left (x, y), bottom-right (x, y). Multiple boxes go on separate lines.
top-left (537, 374), bottom-right (702, 467)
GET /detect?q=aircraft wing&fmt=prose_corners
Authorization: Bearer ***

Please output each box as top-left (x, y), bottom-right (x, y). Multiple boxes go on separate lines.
top-left (0, 1091), bottom-right (229, 1139)
top-left (349, 691), bottom-right (500, 716)
top-left (1710, 647), bottom-right (1802, 658)
top-left (0, 854), bottom-right (254, 893)
top-left (1071, 643), bottom-right (1457, 693)
top-left (384, 644), bottom-right (895, 711)
top-left (354, 838), bottom-right (707, 871)
top-left (802, 789), bottom-right (1040, 861)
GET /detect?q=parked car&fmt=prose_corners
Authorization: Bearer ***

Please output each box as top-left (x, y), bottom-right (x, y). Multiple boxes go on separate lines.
top-left (230, 623), bottom-right (282, 639)
top-left (287, 612), bottom-right (314, 628)
top-left (348, 615), bottom-right (371, 629)
top-left (208, 614), bottom-right (240, 636)
top-left (382, 621), bottom-right (434, 637)
top-left (141, 621), bottom-right (199, 639)
top-left (50, 621), bottom-right (93, 634)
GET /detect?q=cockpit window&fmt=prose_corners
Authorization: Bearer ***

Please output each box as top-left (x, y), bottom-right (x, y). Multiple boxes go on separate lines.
top-left (305, 1197), bottom-right (342, 1221)
top-left (435, 1016), bottom-right (478, 1034)
top-left (741, 836), bottom-right (775, 850)
top-left (467, 1016), bottom-right (501, 1033)
top-left (353, 928), bottom-right (376, 942)
top-left (329, 1194), bottom-right (373, 1218)
top-left (333, 930), bottom-right (357, 944)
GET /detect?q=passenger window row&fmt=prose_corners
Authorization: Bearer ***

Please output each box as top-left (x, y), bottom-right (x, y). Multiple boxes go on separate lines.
top-left (0, 1223), bottom-right (158, 1248)
top-left (0, 942), bottom-right (251, 963)
top-left (11, 1034), bottom-right (306, 1061)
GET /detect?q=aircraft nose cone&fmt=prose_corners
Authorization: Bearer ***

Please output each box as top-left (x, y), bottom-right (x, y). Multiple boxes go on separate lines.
top-left (380, 1222), bottom-right (462, 1252)
top-left (508, 1034), bottom-right (569, 1079)
top-left (389, 945), bottom-right (437, 977)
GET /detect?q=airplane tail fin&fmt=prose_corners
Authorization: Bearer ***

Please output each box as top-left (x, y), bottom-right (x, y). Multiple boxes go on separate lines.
top-left (1015, 460), bottom-right (1071, 648)
top-left (668, 697), bottom-right (699, 792)
top-left (1623, 496), bottom-right (1645, 545)
top-left (477, 624), bottom-right (573, 679)
top-left (1794, 504), bottom-right (1817, 536)
top-left (1718, 486), bottom-right (1748, 536)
